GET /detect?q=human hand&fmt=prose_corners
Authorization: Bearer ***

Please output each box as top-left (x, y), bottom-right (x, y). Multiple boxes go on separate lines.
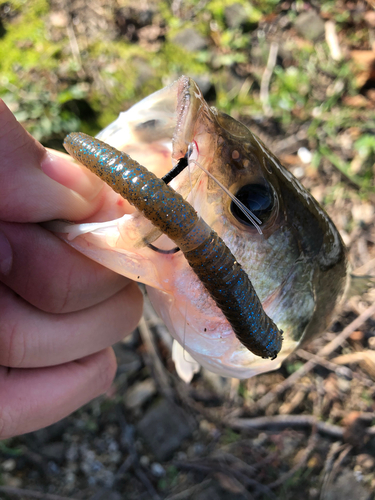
top-left (0, 100), bottom-right (143, 438)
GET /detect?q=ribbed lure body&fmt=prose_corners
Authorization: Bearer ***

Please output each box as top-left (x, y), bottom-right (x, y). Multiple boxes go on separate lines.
top-left (63, 132), bottom-right (283, 359)
top-left (184, 232), bottom-right (282, 358)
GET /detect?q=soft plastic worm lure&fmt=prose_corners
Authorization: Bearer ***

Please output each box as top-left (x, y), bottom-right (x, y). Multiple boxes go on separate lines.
top-left (64, 133), bottom-right (283, 359)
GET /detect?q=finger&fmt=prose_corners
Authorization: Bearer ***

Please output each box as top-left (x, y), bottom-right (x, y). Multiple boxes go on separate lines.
top-left (42, 149), bottom-right (135, 221)
top-left (0, 221), bottom-right (129, 313)
top-left (0, 99), bottom-right (106, 222)
top-left (0, 348), bottom-right (117, 439)
top-left (0, 281), bottom-right (143, 368)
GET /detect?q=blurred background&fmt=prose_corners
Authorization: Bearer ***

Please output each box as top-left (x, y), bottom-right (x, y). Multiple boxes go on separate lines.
top-left (1, 1), bottom-right (375, 499)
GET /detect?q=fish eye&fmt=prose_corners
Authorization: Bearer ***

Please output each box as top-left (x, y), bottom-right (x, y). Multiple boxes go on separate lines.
top-left (231, 183), bottom-right (274, 227)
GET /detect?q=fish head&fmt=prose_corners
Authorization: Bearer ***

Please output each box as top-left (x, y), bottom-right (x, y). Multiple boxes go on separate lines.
top-left (170, 76), bottom-right (347, 350)
top-left (70, 76), bottom-right (348, 379)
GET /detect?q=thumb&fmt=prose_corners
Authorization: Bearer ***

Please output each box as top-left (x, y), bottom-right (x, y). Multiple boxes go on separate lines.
top-left (0, 99), bottom-right (106, 223)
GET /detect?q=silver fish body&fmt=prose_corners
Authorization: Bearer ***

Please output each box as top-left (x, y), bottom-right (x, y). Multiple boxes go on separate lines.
top-left (59, 76), bottom-right (348, 380)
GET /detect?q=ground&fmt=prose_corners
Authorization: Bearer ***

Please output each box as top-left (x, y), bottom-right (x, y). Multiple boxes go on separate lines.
top-left (0, 1), bottom-right (375, 499)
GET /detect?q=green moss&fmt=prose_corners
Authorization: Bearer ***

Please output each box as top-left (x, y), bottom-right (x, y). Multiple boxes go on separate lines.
top-left (160, 42), bottom-right (208, 75)
top-left (220, 428), bottom-right (241, 445)
top-left (207, 0), bottom-right (262, 24)
top-left (0, 0), bottom-right (61, 84)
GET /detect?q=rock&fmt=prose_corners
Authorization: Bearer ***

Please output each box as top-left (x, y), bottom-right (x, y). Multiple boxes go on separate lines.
top-left (294, 11), bottom-right (325, 41)
top-left (140, 455), bottom-right (150, 467)
top-left (90, 489), bottom-right (123, 500)
top-left (124, 379), bottom-right (157, 409)
top-left (151, 462), bottom-right (165, 477)
top-left (352, 203), bottom-right (374, 225)
top-left (25, 420), bottom-right (67, 446)
top-left (322, 467), bottom-right (371, 500)
top-left (80, 447), bottom-right (115, 488)
top-left (298, 147), bottom-right (312, 164)
top-left (172, 28), bottom-right (208, 52)
top-left (195, 483), bottom-right (251, 500)
top-left (115, 6), bottom-right (154, 42)
top-left (2, 459), bottom-right (16, 472)
top-left (202, 368), bottom-right (232, 396)
top-left (364, 11), bottom-right (375, 28)
top-left (114, 345), bottom-right (142, 375)
top-left (49, 11), bottom-right (68, 28)
top-left (137, 399), bottom-right (195, 461)
top-left (133, 58), bottom-right (157, 89)
top-left (40, 442), bottom-right (66, 464)
top-left (356, 453), bottom-right (375, 472)
top-left (47, 461), bottom-right (61, 475)
top-left (224, 3), bottom-right (249, 29)
top-left (187, 442), bottom-right (205, 458)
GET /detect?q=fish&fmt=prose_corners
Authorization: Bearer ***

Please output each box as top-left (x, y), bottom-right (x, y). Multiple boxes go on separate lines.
top-left (56, 76), bottom-right (348, 382)
top-left (64, 133), bottom-right (284, 361)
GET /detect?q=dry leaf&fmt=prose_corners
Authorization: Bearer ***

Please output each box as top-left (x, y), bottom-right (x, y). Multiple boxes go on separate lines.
top-left (214, 472), bottom-right (245, 494)
top-left (342, 94), bottom-right (369, 108)
top-left (350, 330), bottom-right (365, 341)
top-left (350, 49), bottom-right (375, 88)
top-left (342, 411), bottom-right (368, 448)
top-left (333, 350), bottom-right (375, 365)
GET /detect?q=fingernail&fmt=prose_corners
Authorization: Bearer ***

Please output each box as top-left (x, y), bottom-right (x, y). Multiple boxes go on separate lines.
top-left (0, 229), bottom-right (12, 275)
top-left (41, 150), bottom-right (104, 201)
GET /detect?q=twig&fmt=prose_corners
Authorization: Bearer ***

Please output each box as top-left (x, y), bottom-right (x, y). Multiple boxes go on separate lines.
top-left (319, 302), bottom-right (375, 357)
top-left (218, 451), bottom-right (257, 476)
top-left (279, 385), bottom-right (311, 415)
top-left (165, 479), bottom-right (212, 500)
top-left (134, 467), bottom-right (161, 500)
top-left (325, 21), bottom-right (342, 61)
top-left (255, 302), bottom-right (375, 411)
top-left (320, 442), bottom-right (346, 499)
top-left (297, 349), bottom-right (353, 378)
top-left (227, 414), bottom-right (375, 441)
top-left (353, 257), bottom-right (375, 276)
top-left (66, 22), bottom-right (84, 78)
top-left (331, 444), bottom-right (352, 476)
top-left (226, 414), bottom-right (344, 439)
top-left (298, 349), bottom-right (375, 388)
top-left (273, 129), bottom-right (308, 156)
top-left (173, 459), bottom-right (277, 499)
top-left (0, 486), bottom-right (77, 500)
top-left (138, 315), bottom-right (174, 399)
top-left (260, 42), bottom-right (279, 117)
top-left (320, 443), bottom-right (352, 500)
top-left (332, 350), bottom-right (375, 365)
top-left (171, 0), bottom-right (183, 17)
top-left (268, 428), bottom-right (318, 489)
top-left (214, 474), bottom-right (255, 500)
top-left (116, 407), bottom-right (161, 500)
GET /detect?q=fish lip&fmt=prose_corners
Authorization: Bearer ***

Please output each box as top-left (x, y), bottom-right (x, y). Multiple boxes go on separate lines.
top-left (172, 76), bottom-right (204, 160)
top-left (95, 74), bottom-right (205, 171)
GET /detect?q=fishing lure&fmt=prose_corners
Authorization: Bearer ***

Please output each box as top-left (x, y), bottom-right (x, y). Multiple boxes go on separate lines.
top-left (64, 132), bottom-right (283, 359)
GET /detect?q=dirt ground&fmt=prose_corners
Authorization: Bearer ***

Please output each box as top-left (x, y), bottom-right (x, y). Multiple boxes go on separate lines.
top-left (1, 1), bottom-right (375, 499)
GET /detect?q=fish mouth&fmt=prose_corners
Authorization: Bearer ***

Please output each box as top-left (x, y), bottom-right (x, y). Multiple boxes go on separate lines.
top-left (171, 76), bottom-right (205, 160)
top-left (96, 76), bottom-right (207, 175)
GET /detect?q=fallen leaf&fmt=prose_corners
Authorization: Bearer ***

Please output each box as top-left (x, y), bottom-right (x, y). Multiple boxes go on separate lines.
top-left (342, 411), bottom-right (368, 448)
top-left (350, 330), bottom-right (365, 341)
top-left (350, 49), bottom-right (375, 88)
top-left (342, 94), bottom-right (369, 108)
top-left (364, 10), bottom-right (375, 28)
top-left (214, 472), bottom-right (245, 494)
